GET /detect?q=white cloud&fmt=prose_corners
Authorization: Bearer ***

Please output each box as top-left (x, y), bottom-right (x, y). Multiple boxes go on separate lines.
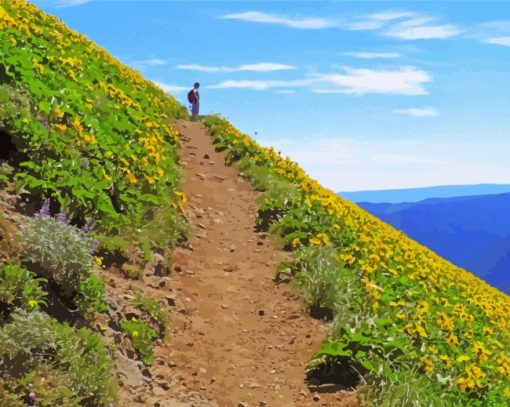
top-left (176, 63), bottom-right (295, 73)
top-left (344, 51), bottom-right (402, 59)
top-left (483, 36), bottom-right (510, 47)
top-left (129, 58), bottom-right (167, 71)
top-left (208, 66), bottom-right (432, 95)
top-left (345, 10), bottom-right (414, 31)
top-left (54, 0), bottom-right (92, 8)
top-left (393, 107), bottom-right (439, 117)
top-left (221, 11), bottom-right (335, 29)
top-left (154, 81), bottom-right (188, 94)
top-left (311, 67), bottom-right (432, 96)
top-left (384, 24), bottom-right (461, 40)
top-left (275, 90), bottom-right (296, 94)
top-left (208, 79), bottom-right (312, 91)
top-left (369, 11), bottom-right (416, 22)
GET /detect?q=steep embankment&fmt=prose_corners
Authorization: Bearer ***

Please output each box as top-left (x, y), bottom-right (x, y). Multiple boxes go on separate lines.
top-left (202, 116), bottom-right (510, 406)
top-left (1, 1), bottom-right (188, 405)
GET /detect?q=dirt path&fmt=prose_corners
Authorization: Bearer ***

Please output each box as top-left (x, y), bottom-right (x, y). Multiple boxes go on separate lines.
top-left (110, 120), bottom-right (358, 406)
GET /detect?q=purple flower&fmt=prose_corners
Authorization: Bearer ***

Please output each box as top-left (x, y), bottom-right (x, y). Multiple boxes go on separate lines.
top-left (39, 199), bottom-right (50, 217)
top-left (89, 239), bottom-right (100, 255)
top-left (82, 219), bottom-right (96, 233)
top-left (56, 212), bottom-right (69, 224)
top-left (29, 392), bottom-right (36, 399)
top-left (81, 160), bottom-right (89, 169)
top-left (42, 120), bottom-right (48, 127)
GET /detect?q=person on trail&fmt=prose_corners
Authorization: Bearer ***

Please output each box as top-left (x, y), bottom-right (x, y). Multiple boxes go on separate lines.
top-left (188, 82), bottom-right (200, 122)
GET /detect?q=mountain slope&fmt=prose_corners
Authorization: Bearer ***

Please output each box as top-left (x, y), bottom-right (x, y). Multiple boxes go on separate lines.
top-left (340, 184), bottom-right (510, 203)
top-left (204, 115), bottom-right (510, 406)
top-left (360, 193), bottom-right (510, 293)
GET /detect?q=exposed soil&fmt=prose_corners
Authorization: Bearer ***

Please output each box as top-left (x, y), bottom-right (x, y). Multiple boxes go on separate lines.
top-left (110, 121), bottom-right (359, 406)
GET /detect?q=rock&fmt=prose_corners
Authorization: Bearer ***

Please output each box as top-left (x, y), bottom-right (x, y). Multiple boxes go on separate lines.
top-left (197, 223), bottom-right (207, 230)
top-left (199, 367), bottom-right (207, 374)
top-left (238, 402), bottom-right (248, 407)
top-left (223, 265), bottom-right (234, 272)
top-left (259, 402), bottom-right (268, 407)
top-left (141, 367), bottom-right (152, 379)
top-left (203, 153), bottom-right (210, 159)
top-left (313, 394), bottom-right (320, 402)
top-left (168, 361), bottom-right (177, 368)
top-left (113, 351), bottom-right (145, 389)
top-left (145, 253), bottom-right (168, 277)
top-left (221, 304), bottom-right (229, 310)
top-left (258, 309), bottom-right (265, 316)
top-left (174, 265), bottom-right (183, 273)
top-left (165, 294), bottom-right (177, 307)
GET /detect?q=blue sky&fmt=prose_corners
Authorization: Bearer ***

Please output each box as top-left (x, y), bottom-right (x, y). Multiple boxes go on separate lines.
top-left (32, 1), bottom-right (510, 192)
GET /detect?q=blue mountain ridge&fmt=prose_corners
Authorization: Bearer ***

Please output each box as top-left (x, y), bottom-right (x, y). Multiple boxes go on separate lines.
top-left (339, 183), bottom-right (510, 204)
top-left (357, 192), bottom-right (510, 294)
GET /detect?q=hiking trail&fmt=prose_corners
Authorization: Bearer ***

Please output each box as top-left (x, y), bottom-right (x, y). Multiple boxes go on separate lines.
top-left (110, 121), bottom-right (359, 407)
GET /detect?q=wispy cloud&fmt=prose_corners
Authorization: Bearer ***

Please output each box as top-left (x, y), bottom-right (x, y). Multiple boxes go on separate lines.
top-left (484, 36), bottom-right (510, 47)
top-left (393, 107), bottom-right (439, 117)
top-left (311, 67), bottom-right (432, 96)
top-left (130, 58), bottom-right (167, 71)
top-left (384, 23), bottom-right (461, 40)
top-left (209, 66), bottom-right (432, 96)
top-left (221, 9), bottom-right (460, 42)
top-left (176, 63), bottom-right (295, 73)
top-left (54, 0), bottom-right (92, 8)
top-left (208, 79), bottom-right (312, 91)
top-left (344, 51), bottom-right (402, 59)
top-left (154, 81), bottom-right (188, 94)
top-left (221, 11), bottom-right (335, 29)
top-left (345, 10), bottom-right (414, 31)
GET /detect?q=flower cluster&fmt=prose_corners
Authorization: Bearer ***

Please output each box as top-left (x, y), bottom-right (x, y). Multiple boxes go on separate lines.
top-left (204, 115), bottom-right (510, 405)
top-left (0, 0), bottom-right (187, 232)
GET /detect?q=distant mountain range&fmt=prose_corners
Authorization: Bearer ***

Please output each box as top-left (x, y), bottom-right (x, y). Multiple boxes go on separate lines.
top-left (357, 192), bottom-right (510, 294)
top-left (339, 184), bottom-right (510, 204)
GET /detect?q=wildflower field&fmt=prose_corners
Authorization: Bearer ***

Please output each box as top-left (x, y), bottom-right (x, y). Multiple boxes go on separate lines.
top-left (0, 1), bottom-right (187, 404)
top-left (204, 116), bottom-right (510, 406)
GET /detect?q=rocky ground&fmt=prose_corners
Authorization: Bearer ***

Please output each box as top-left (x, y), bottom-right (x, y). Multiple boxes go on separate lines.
top-left (107, 121), bottom-right (359, 407)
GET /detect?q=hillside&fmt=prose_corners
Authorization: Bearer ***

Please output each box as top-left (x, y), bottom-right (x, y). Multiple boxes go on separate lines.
top-left (1, 1), bottom-right (510, 407)
top-left (339, 184), bottom-right (510, 203)
top-left (360, 193), bottom-right (510, 293)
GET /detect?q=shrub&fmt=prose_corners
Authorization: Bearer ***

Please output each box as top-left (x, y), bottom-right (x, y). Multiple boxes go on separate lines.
top-left (0, 310), bottom-right (117, 406)
top-left (121, 317), bottom-right (157, 365)
top-left (19, 215), bottom-right (105, 313)
top-left (0, 264), bottom-right (46, 311)
top-left (133, 295), bottom-right (167, 337)
top-left (20, 215), bottom-right (95, 293)
top-left (292, 246), bottom-right (359, 315)
top-left (0, 83), bottom-right (31, 129)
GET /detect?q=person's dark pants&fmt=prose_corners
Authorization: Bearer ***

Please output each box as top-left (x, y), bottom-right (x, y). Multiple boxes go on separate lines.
top-left (191, 101), bottom-right (199, 121)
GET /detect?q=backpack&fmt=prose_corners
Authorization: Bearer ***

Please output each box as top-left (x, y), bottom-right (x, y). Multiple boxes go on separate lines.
top-left (187, 89), bottom-right (197, 104)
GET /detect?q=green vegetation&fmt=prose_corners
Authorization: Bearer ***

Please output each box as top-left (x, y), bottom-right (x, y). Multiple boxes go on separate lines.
top-left (0, 264), bottom-right (47, 311)
top-left (0, 1), bottom-right (190, 402)
top-left (203, 115), bottom-right (510, 406)
top-left (133, 295), bottom-right (168, 338)
top-left (121, 317), bottom-right (158, 366)
top-left (0, 310), bottom-right (116, 406)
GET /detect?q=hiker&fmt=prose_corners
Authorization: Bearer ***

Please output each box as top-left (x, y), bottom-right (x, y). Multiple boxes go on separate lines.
top-left (187, 82), bottom-right (200, 121)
